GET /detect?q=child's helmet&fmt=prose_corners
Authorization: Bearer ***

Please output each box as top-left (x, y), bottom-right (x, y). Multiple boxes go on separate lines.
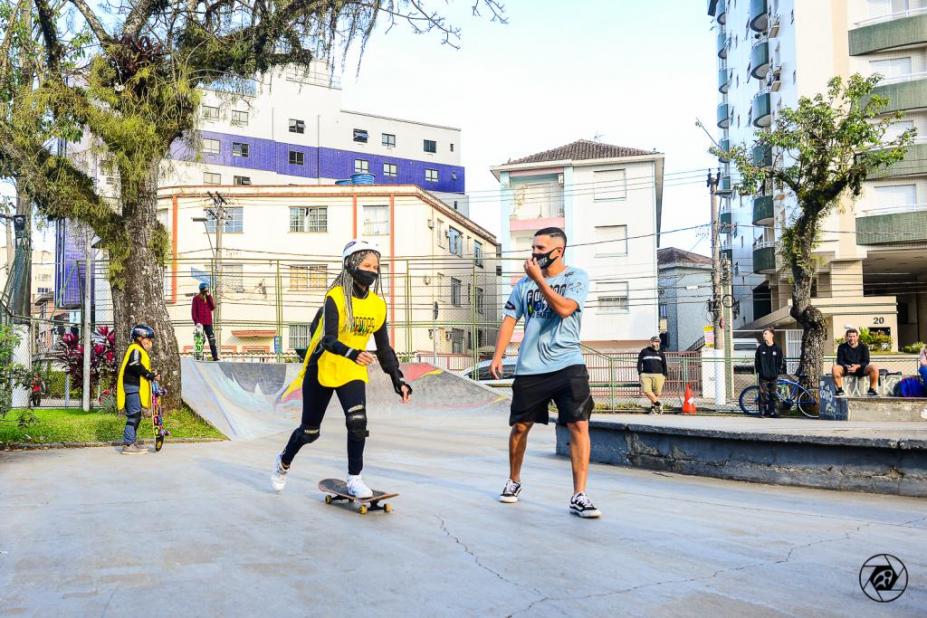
top-left (131, 324), bottom-right (155, 341)
top-left (341, 239), bottom-right (380, 262)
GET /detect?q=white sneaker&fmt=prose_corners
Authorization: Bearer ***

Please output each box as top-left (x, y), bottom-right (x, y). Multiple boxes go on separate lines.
top-left (346, 474), bottom-right (373, 499)
top-left (499, 479), bottom-right (522, 503)
top-left (271, 453), bottom-right (288, 492)
top-left (570, 492), bottom-right (602, 519)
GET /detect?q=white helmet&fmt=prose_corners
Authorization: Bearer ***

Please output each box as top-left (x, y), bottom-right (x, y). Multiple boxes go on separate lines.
top-left (342, 239), bottom-right (380, 261)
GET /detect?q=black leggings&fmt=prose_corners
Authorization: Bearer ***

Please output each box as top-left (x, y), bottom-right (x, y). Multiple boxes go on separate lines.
top-left (281, 364), bottom-right (367, 475)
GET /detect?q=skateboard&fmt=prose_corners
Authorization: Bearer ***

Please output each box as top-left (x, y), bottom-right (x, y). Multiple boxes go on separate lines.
top-left (193, 324), bottom-right (205, 361)
top-left (318, 478), bottom-right (398, 515)
top-left (151, 382), bottom-right (170, 452)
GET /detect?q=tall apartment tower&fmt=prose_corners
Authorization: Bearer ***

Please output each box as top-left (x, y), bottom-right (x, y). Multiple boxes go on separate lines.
top-left (709, 0), bottom-right (927, 352)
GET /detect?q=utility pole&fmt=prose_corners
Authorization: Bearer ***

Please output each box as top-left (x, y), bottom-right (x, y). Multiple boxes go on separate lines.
top-left (722, 256), bottom-right (734, 399)
top-left (206, 192), bottom-right (228, 349)
top-left (81, 227), bottom-right (92, 412)
top-left (707, 169), bottom-right (725, 356)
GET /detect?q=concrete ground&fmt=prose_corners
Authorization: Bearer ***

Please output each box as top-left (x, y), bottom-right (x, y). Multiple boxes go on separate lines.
top-left (1, 403), bottom-right (925, 616)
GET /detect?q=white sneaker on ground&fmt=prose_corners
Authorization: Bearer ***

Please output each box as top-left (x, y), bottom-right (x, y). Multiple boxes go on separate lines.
top-left (271, 453), bottom-right (288, 492)
top-left (499, 479), bottom-right (522, 503)
top-left (569, 492), bottom-right (602, 518)
top-left (346, 474), bottom-right (373, 499)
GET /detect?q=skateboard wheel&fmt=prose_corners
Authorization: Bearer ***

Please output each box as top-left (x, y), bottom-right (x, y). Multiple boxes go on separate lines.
top-left (384, 503), bottom-right (393, 513)
top-left (325, 495), bottom-right (333, 505)
top-left (359, 505), bottom-right (368, 515)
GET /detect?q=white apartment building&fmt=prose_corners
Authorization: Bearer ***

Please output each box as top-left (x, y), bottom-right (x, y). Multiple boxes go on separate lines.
top-left (492, 140), bottom-right (665, 352)
top-left (93, 184), bottom-right (499, 361)
top-left (709, 0), bottom-right (927, 351)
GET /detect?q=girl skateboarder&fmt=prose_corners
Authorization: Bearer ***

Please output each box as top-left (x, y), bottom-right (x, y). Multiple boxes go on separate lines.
top-left (271, 239), bottom-right (412, 497)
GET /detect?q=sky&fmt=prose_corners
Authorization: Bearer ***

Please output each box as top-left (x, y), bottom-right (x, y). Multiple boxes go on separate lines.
top-left (337, 0), bottom-right (719, 254)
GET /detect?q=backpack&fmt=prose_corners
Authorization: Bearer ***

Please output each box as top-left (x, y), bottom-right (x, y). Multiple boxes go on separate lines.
top-left (892, 376), bottom-right (927, 398)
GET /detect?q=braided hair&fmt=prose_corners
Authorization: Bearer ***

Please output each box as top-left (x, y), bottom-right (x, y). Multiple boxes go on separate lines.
top-left (324, 249), bottom-right (382, 332)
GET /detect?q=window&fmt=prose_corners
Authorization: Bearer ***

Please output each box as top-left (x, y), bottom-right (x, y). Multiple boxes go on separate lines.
top-left (233, 175), bottom-right (251, 186)
top-left (598, 283), bottom-right (629, 314)
top-left (425, 169), bottom-right (439, 183)
top-left (289, 119), bottom-right (305, 134)
top-left (448, 226), bottom-right (463, 256)
top-left (289, 150), bottom-right (304, 165)
top-left (222, 264), bottom-right (244, 292)
top-left (289, 324), bottom-right (312, 350)
top-left (885, 120), bottom-right (914, 142)
top-left (202, 106), bottom-right (219, 121)
top-left (867, 0), bottom-right (894, 19)
top-left (353, 129), bottom-right (368, 143)
top-left (289, 206), bottom-right (328, 233)
top-left (450, 277), bottom-right (462, 306)
top-left (873, 184), bottom-right (916, 208)
top-left (450, 143), bottom-right (454, 152)
top-left (594, 225), bottom-right (628, 256)
top-left (289, 264), bottom-right (327, 290)
top-left (473, 241), bottom-right (483, 267)
top-left (436, 219), bottom-right (446, 248)
top-left (354, 159), bottom-right (369, 174)
top-left (423, 139), bottom-right (437, 153)
top-left (594, 169), bottom-right (627, 200)
top-left (232, 142), bottom-right (250, 158)
top-left (202, 138), bottom-right (220, 155)
top-left (659, 304), bottom-right (668, 319)
top-left (475, 287), bottom-right (484, 314)
top-left (206, 207), bottom-right (244, 233)
top-left (203, 172), bottom-right (221, 185)
top-left (383, 162), bottom-right (398, 177)
top-left (364, 205), bottom-right (389, 236)
top-left (382, 133), bottom-right (396, 147)
top-left (231, 110), bottom-right (248, 127)
top-left (451, 328), bottom-right (464, 354)
top-left (870, 56), bottom-right (912, 80)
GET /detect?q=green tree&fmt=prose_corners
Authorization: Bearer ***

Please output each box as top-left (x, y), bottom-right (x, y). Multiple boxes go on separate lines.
top-left (0, 0), bottom-right (504, 407)
top-left (720, 74), bottom-right (914, 391)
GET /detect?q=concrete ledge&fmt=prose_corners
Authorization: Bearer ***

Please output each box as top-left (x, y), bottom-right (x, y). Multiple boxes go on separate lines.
top-left (846, 397), bottom-right (927, 422)
top-left (556, 416), bottom-right (927, 497)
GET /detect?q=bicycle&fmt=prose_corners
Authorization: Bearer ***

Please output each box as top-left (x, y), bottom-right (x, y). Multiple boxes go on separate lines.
top-left (738, 375), bottom-right (818, 418)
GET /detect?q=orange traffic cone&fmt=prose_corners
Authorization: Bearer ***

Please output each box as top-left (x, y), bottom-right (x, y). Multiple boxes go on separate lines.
top-left (682, 384), bottom-right (697, 415)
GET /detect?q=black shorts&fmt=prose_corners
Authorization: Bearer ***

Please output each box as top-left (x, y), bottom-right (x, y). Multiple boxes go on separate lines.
top-left (842, 364), bottom-right (870, 378)
top-left (509, 365), bottom-right (594, 426)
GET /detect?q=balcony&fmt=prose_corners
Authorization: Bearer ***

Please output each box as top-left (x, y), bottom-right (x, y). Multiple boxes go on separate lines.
top-left (871, 76), bottom-right (927, 113)
top-left (869, 142), bottom-right (927, 179)
top-left (749, 0), bottom-right (769, 32)
top-left (717, 102), bottom-right (731, 128)
top-left (720, 208), bottom-right (733, 227)
top-left (753, 240), bottom-right (776, 273)
top-left (752, 91), bottom-right (771, 127)
top-left (716, 0), bottom-right (727, 25)
top-left (752, 195), bottom-right (774, 225)
top-left (718, 68), bottom-right (731, 93)
top-left (509, 182), bottom-right (564, 231)
top-left (717, 32), bottom-right (728, 59)
top-left (752, 143), bottom-right (772, 167)
top-left (719, 175), bottom-right (732, 193)
top-left (849, 11), bottom-right (927, 56)
top-left (721, 247), bottom-right (733, 264)
top-left (750, 40), bottom-right (770, 79)
top-left (718, 137), bottom-right (731, 162)
top-left (856, 205), bottom-right (927, 245)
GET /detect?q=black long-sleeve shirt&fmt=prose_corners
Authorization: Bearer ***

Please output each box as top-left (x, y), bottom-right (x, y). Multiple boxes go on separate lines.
top-left (637, 346), bottom-right (668, 376)
top-left (311, 290), bottom-right (404, 388)
top-left (123, 348), bottom-right (156, 386)
top-left (836, 342), bottom-right (870, 368)
top-left (754, 342), bottom-right (785, 380)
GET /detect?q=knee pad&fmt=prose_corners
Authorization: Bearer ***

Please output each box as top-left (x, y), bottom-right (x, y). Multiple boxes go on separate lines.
top-left (298, 424), bottom-right (321, 446)
top-left (345, 405), bottom-right (369, 440)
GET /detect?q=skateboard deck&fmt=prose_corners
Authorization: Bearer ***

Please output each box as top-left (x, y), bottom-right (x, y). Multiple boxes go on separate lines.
top-left (318, 478), bottom-right (398, 515)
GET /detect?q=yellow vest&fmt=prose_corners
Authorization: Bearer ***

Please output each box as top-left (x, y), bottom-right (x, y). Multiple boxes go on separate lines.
top-left (117, 343), bottom-right (152, 409)
top-left (300, 286), bottom-right (387, 388)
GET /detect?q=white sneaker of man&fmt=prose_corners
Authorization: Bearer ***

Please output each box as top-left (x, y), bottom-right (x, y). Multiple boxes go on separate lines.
top-left (271, 453), bottom-right (288, 492)
top-left (346, 474), bottom-right (374, 499)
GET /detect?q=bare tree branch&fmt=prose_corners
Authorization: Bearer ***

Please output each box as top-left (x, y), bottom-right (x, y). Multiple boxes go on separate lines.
top-left (66, 0), bottom-right (115, 44)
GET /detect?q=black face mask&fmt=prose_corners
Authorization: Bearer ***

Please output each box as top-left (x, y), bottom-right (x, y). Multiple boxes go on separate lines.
top-left (352, 268), bottom-right (379, 287)
top-left (532, 249), bottom-right (560, 269)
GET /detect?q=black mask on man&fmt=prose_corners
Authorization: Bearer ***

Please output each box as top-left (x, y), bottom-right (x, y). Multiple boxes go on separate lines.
top-left (352, 268), bottom-right (379, 287)
top-left (532, 248), bottom-right (560, 269)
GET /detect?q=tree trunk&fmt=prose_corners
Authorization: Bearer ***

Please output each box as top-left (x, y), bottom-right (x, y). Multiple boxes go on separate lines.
top-left (111, 171), bottom-right (181, 411)
top-left (789, 264), bottom-right (826, 395)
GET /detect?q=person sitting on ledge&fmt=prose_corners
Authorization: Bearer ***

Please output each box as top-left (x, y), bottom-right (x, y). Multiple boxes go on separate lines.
top-left (832, 328), bottom-right (878, 397)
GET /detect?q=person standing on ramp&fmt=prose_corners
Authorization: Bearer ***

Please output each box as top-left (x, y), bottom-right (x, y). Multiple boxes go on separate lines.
top-left (490, 227), bottom-right (601, 518)
top-left (271, 240), bottom-right (412, 498)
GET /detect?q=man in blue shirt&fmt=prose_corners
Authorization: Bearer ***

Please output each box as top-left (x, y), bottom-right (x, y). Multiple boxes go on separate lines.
top-left (490, 227), bottom-right (600, 518)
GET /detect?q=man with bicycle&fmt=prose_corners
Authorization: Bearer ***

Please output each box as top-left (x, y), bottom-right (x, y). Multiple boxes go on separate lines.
top-left (754, 328), bottom-right (785, 418)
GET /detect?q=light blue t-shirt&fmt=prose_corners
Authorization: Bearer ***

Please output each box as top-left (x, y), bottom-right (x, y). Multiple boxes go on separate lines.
top-left (503, 266), bottom-right (589, 376)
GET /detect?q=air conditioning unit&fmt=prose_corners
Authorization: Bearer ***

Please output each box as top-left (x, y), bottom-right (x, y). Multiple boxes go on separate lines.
top-left (768, 16), bottom-right (780, 38)
top-left (557, 173), bottom-right (564, 186)
top-left (768, 67), bottom-right (782, 91)
top-left (427, 219), bottom-right (434, 229)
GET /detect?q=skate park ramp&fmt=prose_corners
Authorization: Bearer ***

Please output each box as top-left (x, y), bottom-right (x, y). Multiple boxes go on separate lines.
top-left (181, 358), bottom-right (507, 440)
